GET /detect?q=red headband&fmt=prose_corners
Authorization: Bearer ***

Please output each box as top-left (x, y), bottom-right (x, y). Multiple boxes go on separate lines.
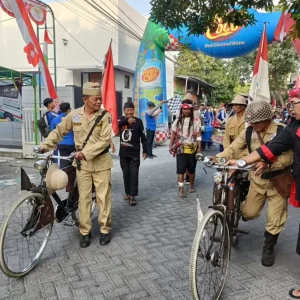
top-left (289, 88), bottom-right (300, 99)
top-left (181, 103), bottom-right (193, 109)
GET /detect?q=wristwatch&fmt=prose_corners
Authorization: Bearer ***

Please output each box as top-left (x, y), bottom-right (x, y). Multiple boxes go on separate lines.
top-left (237, 159), bottom-right (247, 168)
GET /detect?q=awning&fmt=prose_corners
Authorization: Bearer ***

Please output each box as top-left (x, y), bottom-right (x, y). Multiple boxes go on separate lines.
top-left (0, 66), bottom-right (35, 87)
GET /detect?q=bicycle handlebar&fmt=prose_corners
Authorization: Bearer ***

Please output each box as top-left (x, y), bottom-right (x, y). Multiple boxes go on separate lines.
top-left (35, 152), bottom-right (75, 161)
top-left (205, 163), bottom-right (255, 171)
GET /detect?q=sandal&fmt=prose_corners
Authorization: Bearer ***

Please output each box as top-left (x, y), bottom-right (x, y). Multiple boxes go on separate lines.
top-left (124, 195), bottom-right (130, 200)
top-left (289, 289), bottom-right (300, 299)
top-left (178, 191), bottom-right (186, 198)
top-left (129, 197), bottom-right (137, 206)
top-left (189, 187), bottom-right (196, 193)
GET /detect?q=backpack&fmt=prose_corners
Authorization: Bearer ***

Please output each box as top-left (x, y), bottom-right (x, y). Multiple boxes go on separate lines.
top-left (246, 124), bottom-right (284, 153)
top-left (37, 112), bottom-right (50, 138)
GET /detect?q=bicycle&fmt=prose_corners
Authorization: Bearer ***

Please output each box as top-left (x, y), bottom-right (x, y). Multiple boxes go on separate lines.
top-left (189, 155), bottom-right (253, 300)
top-left (0, 149), bottom-right (96, 278)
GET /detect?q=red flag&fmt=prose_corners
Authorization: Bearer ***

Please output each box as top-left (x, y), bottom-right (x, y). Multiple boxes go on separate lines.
top-left (44, 29), bottom-right (53, 44)
top-left (102, 41), bottom-right (118, 135)
top-left (249, 25), bottom-right (270, 102)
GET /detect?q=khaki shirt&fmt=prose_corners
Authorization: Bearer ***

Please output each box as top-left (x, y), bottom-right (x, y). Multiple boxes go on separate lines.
top-left (41, 106), bottom-right (113, 172)
top-left (217, 121), bottom-right (293, 194)
top-left (223, 112), bottom-right (246, 149)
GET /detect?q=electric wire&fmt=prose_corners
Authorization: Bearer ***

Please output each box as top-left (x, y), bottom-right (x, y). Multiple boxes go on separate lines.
top-left (108, 0), bottom-right (145, 34)
top-left (54, 0), bottom-right (140, 42)
top-left (84, 0), bottom-right (142, 40)
top-left (0, 18), bottom-right (14, 23)
top-left (54, 17), bottom-right (103, 65)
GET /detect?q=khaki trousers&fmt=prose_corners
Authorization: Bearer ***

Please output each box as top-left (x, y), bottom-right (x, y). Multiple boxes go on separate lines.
top-left (241, 182), bottom-right (288, 235)
top-left (76, 169), bottom-right (112, 235)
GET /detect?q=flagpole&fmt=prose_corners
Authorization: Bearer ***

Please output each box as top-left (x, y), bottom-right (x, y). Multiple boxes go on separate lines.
top-left (101, 39), bottom-right (113, 87)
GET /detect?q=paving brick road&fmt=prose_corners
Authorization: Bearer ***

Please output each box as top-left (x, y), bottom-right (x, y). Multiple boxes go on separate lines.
top-left (0, 143), bottom-right (299, 300)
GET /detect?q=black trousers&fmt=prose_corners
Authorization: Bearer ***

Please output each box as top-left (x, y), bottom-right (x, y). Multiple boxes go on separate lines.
top-left (120, 157), bottom-right (140, 197)
top-left (146, 129), bottom-right (155, 156)
top-left (57, 144), bottom-right (76, 169)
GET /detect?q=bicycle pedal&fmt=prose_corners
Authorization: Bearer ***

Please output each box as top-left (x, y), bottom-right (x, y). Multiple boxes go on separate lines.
top-left (234, 229), bottom-right (249, 235)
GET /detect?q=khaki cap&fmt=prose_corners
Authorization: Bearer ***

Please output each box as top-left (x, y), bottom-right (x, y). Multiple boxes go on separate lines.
top-left (183, 93), bottom-right (194, 101)
top-left (83, 82), bottom-right (101, 96)
top-left (46, 164), bottom-right (68, 195)
top-left (230, 95), bottom-right (247, 106)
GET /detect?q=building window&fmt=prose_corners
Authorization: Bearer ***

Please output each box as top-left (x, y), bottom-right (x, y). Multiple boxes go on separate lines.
top-left (125, 75), bottom-right (130, 89)
top-left (127, 97), bottom-right (132, 103)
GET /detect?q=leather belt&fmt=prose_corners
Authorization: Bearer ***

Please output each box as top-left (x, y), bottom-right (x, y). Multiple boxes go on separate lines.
top-left (76, 146), bottom-right (110, 155)
top-left (261, 167), bottom-right (290, 180)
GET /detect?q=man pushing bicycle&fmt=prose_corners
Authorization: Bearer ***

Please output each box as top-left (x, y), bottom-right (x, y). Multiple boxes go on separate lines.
top-left (212, 100), bottom-right (293, 267)
top-left (40, 82), bottom-right (113, 248)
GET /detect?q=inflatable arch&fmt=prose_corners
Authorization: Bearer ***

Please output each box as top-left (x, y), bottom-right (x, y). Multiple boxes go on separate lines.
top-left (132, 9), bottom-right (283, 144)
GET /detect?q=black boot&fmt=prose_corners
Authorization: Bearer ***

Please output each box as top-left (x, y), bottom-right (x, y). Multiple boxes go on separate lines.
top-left (262, 231), bottom-right (279, 267)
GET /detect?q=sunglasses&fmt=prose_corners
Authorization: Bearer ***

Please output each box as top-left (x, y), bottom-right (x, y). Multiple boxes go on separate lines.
top-left (290, 101), bottom-right (300, 110)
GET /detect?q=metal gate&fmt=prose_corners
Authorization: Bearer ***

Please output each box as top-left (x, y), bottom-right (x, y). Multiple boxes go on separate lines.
top-left (22, 108), bottom-right (45, 158)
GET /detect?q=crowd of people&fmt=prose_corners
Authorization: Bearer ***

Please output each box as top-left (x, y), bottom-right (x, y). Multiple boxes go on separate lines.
top-left (38, 82), bottom-right (300, 299)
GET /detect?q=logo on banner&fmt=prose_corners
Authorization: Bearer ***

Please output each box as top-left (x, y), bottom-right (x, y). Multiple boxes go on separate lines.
top-left (0, 0), bottom-right (47, 25)
top-left (28, 4), bottom-right (46, 25)
top-left (142, 67), bottom-right (160, 83)
top-left (205, 17), bottom-right (243, 41)
top-left (0, 0), bottom-right (14, 17)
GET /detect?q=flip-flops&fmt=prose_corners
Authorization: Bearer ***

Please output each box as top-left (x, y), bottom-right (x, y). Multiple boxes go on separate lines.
top-left (189, 187), bottom-right (196, 193)
top-left (129, 197), bottom-right (137, 206)
top-left (178, 191), bottom-right (186, 198)
top-left (289, 289), bottom-right (300, 299)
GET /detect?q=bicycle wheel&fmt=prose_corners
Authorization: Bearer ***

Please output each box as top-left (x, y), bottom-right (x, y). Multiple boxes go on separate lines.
top-left (190, 209), bottom-right (230, 300)
top-left (0, 193), bottom-right (53, 278)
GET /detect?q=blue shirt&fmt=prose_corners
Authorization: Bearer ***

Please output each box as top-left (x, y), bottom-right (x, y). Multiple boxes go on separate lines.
top-left (46, 111), bottom-right (60, 126)
top-left (50, 113), bottom-right (75, 145)
top-left (145, 113), bottom-right (156, 131)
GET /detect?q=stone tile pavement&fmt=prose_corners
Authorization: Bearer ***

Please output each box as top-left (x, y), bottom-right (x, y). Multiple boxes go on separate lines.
top-left (0, 143), bottom-right (299, 300)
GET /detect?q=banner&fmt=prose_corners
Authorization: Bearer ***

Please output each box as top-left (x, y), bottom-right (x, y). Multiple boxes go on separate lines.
top-left (9, 0), bottom-right (58, 102)
top-left (167, 9), bottom-right (282, 58)
top-left (132, 21), bottom-right (170, 145)
top-left (0, 0), bottom-right (47, 25)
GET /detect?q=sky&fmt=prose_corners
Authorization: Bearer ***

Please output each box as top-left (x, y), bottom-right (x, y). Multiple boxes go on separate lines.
top-left (44, 0), bottom-right (151, 16)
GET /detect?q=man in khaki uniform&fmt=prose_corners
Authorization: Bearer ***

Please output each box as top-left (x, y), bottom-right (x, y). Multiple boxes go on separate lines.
top-left (40, 82), bottom-right (113, 248)
top-left (215, 101), bottom-right (293, 267)
top-left (223, 95), bottom-right (247, 155)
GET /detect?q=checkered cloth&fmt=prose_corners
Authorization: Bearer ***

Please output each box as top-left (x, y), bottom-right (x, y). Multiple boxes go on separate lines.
top-left (165, 34), bottom-right (181, 51)
top-left (168, 94), bottom-right (182, 115)
top-left (155, 130), bottom-right (169, 144)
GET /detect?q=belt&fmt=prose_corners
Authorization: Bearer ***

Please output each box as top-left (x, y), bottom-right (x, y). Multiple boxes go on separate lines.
top-left (76, 146), bottom-right (110, 156)
top-left (261, 167), bottom-right (290, 180)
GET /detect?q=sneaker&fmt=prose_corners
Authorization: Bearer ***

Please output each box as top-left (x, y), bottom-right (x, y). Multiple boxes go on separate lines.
top-left (79, 233), bottom-right (91, 248)
top-left (147, 155), bottom-right (154, 159)
top-left (100, 232), bottom-right (111, 246)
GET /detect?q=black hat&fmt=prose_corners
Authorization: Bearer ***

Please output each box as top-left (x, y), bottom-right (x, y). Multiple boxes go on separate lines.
top-left (43, 98), bottom-right (53, 107)
top-left (124, 102), bottom-right (135, 110)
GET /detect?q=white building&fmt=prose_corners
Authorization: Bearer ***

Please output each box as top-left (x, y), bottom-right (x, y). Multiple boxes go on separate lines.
top-left (0, 0), bottom-right (175, 150)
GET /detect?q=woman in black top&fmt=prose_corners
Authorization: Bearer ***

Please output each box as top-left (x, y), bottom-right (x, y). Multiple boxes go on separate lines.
top-left (227, 88), bottom-right (300, 299)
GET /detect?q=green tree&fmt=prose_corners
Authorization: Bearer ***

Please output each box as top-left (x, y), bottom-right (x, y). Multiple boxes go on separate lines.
top-left (175, 48), bottom-right (237, 104)
top-left (150, 0), bottom-right (300, 39)
top-left (229, 40), bottom-right (299, 105)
